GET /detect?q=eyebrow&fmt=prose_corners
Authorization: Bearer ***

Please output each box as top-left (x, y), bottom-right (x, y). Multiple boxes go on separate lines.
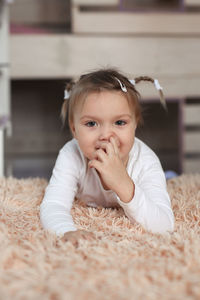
top-left (80, 114), bottom-right (132, 120)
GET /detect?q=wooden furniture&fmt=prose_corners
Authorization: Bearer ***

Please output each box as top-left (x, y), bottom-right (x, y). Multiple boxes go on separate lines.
top-left (184, 99), bottom-right (200, 172)
top-left (0, 3), bottom-right (10, 176)
top-left (185, 0), bottom-right (199, 5)
top-left (72, 0), bottom-right (200, 34)
top-left (7, 0), bottom-right (200, 176)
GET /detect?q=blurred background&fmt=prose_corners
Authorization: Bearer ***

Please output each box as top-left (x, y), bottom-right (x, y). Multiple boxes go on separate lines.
top-left (0, 0), bottom-right (200, 179)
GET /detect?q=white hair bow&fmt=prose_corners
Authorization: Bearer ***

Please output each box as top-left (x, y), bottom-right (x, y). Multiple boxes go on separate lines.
top-left (64, 90), bottom-right (71, 100)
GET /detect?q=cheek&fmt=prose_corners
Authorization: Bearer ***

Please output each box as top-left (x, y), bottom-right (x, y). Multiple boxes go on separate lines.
top-left (120, 126), bottom-right (135, 141)
top-left (76, 130), bottom-right (96, 155)
top-left (119, 128), bottom-right (135, 150)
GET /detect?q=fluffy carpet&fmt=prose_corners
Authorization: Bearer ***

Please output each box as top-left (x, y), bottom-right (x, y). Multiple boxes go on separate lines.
top-left (0, 174), bottom-right (200, 300)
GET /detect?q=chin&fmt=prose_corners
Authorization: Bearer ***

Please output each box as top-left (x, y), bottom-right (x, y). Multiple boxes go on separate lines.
top-left (84, 153), bottom-right (93, 161)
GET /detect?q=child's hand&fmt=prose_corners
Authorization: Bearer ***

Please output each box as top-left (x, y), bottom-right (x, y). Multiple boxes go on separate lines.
top-left (89, 136), bottom-right (135, 203)
top-left (61, 229), bottom-right (95, 247)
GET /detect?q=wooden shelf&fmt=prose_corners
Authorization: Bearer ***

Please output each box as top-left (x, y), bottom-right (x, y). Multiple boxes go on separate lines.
top-left (0, 4), bottom-right (10, 176)
top-left (183, 100), bottom-right (200, 173)
top-left (7, 0), bottom-right (200, 175)
top-left (73, 0), bottom-right (118, 5)
top-left (72, 9), bottom-right (200, 34)
top-left (185, 0), bottom-right (200, 6)
top-left (10, 34), bottom-right (200, 99)
top-left (184, 104), bottom-right (200, 125)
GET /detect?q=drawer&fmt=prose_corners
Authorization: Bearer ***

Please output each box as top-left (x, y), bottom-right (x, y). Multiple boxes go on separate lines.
top-left (73, 0), bottom-right (118, 5)
top-left (184, 158), bottom-right (200, 173)
top-left (0, 67), bottom-right (10, 117)
top-left (184, 105), bottom-right (200, 126)
top-left (184, 132), bottom-right (200, 152)
top-left (10, 35), bottom-right (200, 99)
top-left (185, 0), bottom-right (200, 6)
top-left (72, 7), bottom-right (200, 34)
top-left (0, 5), bottom-right (9, 64)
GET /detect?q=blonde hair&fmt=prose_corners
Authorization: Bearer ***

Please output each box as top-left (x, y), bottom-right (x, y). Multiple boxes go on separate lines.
top-left (61, 68), bottom-right (164, 130)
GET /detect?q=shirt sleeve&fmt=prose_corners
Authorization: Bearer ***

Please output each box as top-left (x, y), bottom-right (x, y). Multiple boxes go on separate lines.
top-left (116, 155), bottom-right (174, 234)
top-left (40, 144), bottom-right (81, 236)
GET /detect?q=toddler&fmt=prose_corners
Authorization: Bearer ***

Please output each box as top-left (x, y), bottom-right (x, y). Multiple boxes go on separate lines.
top-left (40, 68), bottom-right (174, 245)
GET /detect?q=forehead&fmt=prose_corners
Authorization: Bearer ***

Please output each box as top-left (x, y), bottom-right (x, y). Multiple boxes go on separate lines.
top-left (78, 90), bottom-right (134, 115)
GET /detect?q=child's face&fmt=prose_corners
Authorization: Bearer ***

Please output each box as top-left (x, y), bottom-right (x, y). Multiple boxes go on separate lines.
top-left (70, 90), bottom-right (137, 165)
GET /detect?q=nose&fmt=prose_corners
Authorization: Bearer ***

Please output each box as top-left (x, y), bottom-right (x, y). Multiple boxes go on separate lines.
top-left (99, 124), bottom-right (114, 141)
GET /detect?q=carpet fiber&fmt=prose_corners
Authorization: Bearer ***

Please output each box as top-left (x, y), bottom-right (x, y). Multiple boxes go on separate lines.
top-left (0, 174), bottom-right (200, 300)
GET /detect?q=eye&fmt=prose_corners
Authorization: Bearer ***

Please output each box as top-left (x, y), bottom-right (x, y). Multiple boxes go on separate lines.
top-left (85, 121), bottom-right (97, 127)
top-left (115, 120), bottom-right (127, 126)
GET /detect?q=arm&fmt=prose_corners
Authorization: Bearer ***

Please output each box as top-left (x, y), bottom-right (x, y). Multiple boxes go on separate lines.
top-left (40, 144), bottom-right (80, 236)
top-left (116, 160), bottom-right (174, 234)
top-left (89, 137), bottom-right (174, 234)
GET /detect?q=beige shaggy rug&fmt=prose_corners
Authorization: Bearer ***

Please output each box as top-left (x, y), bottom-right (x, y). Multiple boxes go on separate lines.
top-left (0, 174), bottom-right (200, 300)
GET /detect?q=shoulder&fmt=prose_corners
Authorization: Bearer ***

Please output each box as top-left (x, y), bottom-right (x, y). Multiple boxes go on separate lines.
top-left (61, 138), bottom-right (81, 155)
top-left (131, 137), bottom-right (160, 164)
top-left (57, 138), bottom-right (86, 168)
top-left (128, 137), bottom-right (163, 176)
top-left (128, 138), bottom-right (166, 184)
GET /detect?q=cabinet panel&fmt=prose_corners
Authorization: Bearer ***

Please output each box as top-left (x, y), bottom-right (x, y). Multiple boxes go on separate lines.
top-left (5, 79), bottom-right (70, 178)
top-left (0, 67), bottom-right (10, 117)
top-left (185, 132), bottom-right (200, 152)
top-left (73, 0), bottom-right (118, 5)
top-left (8, 0), bottom-right (200, 176)
top-left (72, 9), bottom-right (200, 34)
top-left (184, 159), bottom-right (200, 173)
top-left (136, 100), bottom-right (182, 173)
top-left (10, 0), bottom-right (70, 25)
top-left (10, 35), bottom-right (200, 98)
top-left (0, 5), bottom-right (9, 63)
top-left (185, 0), bottom-right (200, 6)
top-left (10, 35), bottom-right (200, 78)
top-left (184, 105), bottom-right (200, 125)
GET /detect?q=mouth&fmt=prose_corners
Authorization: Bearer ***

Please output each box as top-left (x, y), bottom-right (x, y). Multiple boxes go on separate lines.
top-left (95, 147), bottom-right (107, 153)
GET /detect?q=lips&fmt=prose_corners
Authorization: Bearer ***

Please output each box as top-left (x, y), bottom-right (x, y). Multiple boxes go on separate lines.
top-left (95, 141), bottom-right (120, 154)
top-left (95, 138), bottom-right (120, 149)
top-left (95, 147), bottom-right (107, 153)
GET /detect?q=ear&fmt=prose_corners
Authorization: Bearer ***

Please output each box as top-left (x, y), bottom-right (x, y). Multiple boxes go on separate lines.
top-left (69, 121), bottom-right (77, 138)
top-left (134, 122), bottom-right (137, 131)
top-left (133, 118), bottom-right (137, 131)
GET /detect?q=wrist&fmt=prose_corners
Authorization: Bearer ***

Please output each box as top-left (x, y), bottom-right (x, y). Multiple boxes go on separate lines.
top-left (114, 177), bottom-right (135, 203)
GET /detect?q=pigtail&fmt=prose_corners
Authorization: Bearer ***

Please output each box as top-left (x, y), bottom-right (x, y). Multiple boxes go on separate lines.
top-left (134, 76), bottom-right (167, 110)
top-left (61, 81), bottom-right (75, 127)
top-left (157, 88), bottom-right (166, 110)
top-left (61, 100), bottom-right (68, 126)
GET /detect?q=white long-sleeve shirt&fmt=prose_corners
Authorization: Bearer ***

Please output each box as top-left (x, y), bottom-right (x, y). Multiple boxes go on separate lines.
top-left (40, 138), bottom-right (174, 235)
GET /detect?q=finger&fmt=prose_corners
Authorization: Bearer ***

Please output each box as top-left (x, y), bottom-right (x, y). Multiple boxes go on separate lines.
top-left (61, 231), bottom-right (75, 242)
top-left (110, 136), bottom-right (119, 154)
top-left (98, 141), bottom-right (115, 156)
top-left (61, 234), bottom-right (69, 243)
top-left (71, 237), bottom-right (79, 248)
top-left (96, 140), bottom-right (109, 149)
top-left (78, 230), bottom-right (94, 242)
top-left (84, 233), bottom-right (95, 241)
top-left (95, 148), bottom-right (107, 162)
top-left (96, 141), bottom-right (110, 153)
top-left (105, 142), bottom-right (115, 156)
top-left (63, 235), bottom-right (78, 247)
top-left (88, 159), bottom-right (103, 173)
top-left (79, 230), bottom-right (89, 238)
top-left (90, 232), bottom-right (95, 238)
top-left (81, 233), bottom-right (92, 241)
top-left (86, 231), bottom-right (95, 240)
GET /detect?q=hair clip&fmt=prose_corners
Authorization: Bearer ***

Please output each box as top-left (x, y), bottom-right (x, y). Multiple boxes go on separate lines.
top-left (154, 79), bottom-right (167, 109)
top-left (64, 90), bottom-right (71, 99)
top-left (154, 79), bottom-right (163, 91)
top-left (129, 79), bottom-right (136, 86)
top-left (115, 78), bottom-right (127, 92)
